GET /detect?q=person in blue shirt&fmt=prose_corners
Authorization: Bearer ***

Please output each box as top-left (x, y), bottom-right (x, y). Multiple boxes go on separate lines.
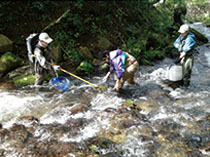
top-left (174, 24), bottom-right (196, 87)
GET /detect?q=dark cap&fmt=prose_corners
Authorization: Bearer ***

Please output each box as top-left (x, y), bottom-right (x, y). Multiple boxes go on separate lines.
top-left (99, 50), bottom-right (109, 59)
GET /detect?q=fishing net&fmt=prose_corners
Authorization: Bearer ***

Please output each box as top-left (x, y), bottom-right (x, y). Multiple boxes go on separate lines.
top-left (50, 76), bottom-right (69, 91)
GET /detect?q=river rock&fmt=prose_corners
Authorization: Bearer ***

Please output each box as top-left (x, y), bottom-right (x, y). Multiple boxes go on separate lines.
top-left (191, 28), bottom-right (209, 44)
top-left (104, 107), bottom-right (117, 113)
top-left (70, 104), bottom-right (88, 114)
top-left (0, 34), bottom-right (13, 54)
top-left (122, 99), bottom-right (137, 109)
top-left (0, 52), bottom-right (23, 75)
top-left (186, 4), bottom-right (210, 23)
top-left (0, 128), bottom-right (10, 143)
top-left (19, 116), bottom-right (39, 123)
top-left (86, 137), bottom-right (117, 154)
top-left (97, 37), bottom-right (113, 50)
top-left (148, 90), bottom-right (170, 103)
top-left (13, 74), bottom-right (36, 87)
top-left (0, 149), bottom-right (5, 157)
top-left (76, 61), bottom-right (94, 75)
top-left (186, 150), bottom-right (205, 157)
top-left (79, 46), bottom-right (93, 60)
top-left (92, 58), bottom-right (101, 67)
top-left (99, 62), bottom-right (109, 72)
top-left (186, 134), bottom-right (202, 148)
top-left (7, 65), bottom-right (31, 79)
top-left (156, 143), bottom-right (187, 157)
top-left (138, 124), bottom-right (155, 137)
top-left (0, 81), bottom-right (17, 91)
top-left (52, 42), bottom-right (63, 63)
top-left (135, 100), bottom-right (157, 112)
top-left (9, 123), bottom-right (32, 144)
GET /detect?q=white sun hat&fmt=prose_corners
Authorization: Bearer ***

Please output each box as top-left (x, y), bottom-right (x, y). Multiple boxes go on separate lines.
top-left (39, 32), bottom-right (53, 44)
top-left (178, 24), bottom-right (190, 33)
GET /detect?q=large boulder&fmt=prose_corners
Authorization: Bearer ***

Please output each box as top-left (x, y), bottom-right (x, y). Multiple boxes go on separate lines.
top-left (97, 37), bottom-right (113, 50)
top-left (0, 34), bottom-right (13, 54)
top-left (13, 74), bottom-right (36, 87)
top-left (52, 42), bottom-right (63, 63)
top-left (0, 52), bottom-right (23, 76)
top-left (79, 46), bottom-right (93, 60)
top-left (76, 61), bottom-right (94, 75)
top-left (191, 28), bottom-right (209, 44)
top-left (185, 4), bottom-right (210, 23)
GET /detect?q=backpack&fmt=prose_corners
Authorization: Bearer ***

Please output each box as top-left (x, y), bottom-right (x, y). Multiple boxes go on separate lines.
top-left (27, 33), bottom-right (40, 74)
top-left (30, 33), bottom-right (40, 59)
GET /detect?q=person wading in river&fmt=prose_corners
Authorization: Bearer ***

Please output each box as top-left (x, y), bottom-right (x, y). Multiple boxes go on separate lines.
top-left (26, 32), bottom-right (60, 85)
top-left (174, 24), bottom-right (196, 87)
top-left (102, 49), bottom-right (139, 93)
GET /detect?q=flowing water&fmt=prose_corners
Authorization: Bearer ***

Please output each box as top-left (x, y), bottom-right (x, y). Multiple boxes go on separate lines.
top-left (0, 23), bottom-right (210, 157)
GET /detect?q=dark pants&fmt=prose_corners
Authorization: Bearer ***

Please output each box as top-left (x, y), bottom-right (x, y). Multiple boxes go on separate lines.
top-left (180, 56), bottom-right (194, 87)
top-left (35, 69), bottom-right (56, 85)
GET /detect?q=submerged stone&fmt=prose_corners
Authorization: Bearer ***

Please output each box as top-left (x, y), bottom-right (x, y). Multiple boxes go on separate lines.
top-left (187, 134), bottom-right (202, 148)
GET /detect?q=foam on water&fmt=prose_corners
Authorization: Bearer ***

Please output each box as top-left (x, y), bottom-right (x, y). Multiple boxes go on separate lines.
top-left (118, 133), bottom-right (148, 157)
top-left (91, 93), bottom-right (124, 111)
top-left (60, 116), bottom-right (110, 143)
top-left (0, 91), bottom-right (44, 127)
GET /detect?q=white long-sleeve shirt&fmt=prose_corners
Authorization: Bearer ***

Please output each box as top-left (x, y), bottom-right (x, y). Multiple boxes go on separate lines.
top-left (34, 42), bottom-right (47, 69)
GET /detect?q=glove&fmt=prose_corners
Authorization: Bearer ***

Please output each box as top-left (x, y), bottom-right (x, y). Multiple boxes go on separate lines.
top-left (53, 65), bottom-right (60, 71)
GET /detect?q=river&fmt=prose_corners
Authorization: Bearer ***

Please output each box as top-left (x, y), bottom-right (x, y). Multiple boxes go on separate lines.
top-left (0, 23), bottom-right (209, 156)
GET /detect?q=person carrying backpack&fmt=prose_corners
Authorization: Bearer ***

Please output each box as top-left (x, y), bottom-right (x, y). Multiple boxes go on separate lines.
top-left (174, 24), bottom-right (196, 87)
top-left (26, 32), bottom-right (60, 85)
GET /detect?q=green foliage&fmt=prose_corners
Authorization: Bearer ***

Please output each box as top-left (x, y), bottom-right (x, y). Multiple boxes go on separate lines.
top-left (31, 1), bottom-right (45, 10)
top-left (54, 31), bottom-right (83, 63)
top-left (124, 37), bottom-right (145, 60)
top-left (0, 1), bottom-right (191, 69)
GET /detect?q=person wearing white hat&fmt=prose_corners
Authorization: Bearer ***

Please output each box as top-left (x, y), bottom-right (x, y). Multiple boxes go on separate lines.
top-left (29, 32), bottom-right (60, 85)
top-left (173, 24), bottom-right (196, 87)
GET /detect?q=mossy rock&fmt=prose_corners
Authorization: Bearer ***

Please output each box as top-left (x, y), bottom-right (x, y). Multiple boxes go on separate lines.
top-left (0, 34), bottom-right (13, 54)
top-left (79, 46), bottom-right (93, 60)
top-left (97, 37), bottom-right (113, 50)
top-left (52, 42), bottom-right (63, 63)
top-left (99, 63), bottom-right (109, 72)
top-left (0, 52), bottom-right (23, 75)
top-left (13, 74), bottom-right (36, 87)
top-left (191, 28), bottom-right (209, 45)
top-left (76, 61), bottom-right (94, 75)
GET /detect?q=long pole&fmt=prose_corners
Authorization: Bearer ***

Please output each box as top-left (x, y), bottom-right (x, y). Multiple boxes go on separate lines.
top-left (32, 54), bottom-right (98, 88)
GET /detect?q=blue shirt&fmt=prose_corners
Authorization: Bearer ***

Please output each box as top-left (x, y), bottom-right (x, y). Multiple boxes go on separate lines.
top-left (174, 32), bottom-right (196, 53)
